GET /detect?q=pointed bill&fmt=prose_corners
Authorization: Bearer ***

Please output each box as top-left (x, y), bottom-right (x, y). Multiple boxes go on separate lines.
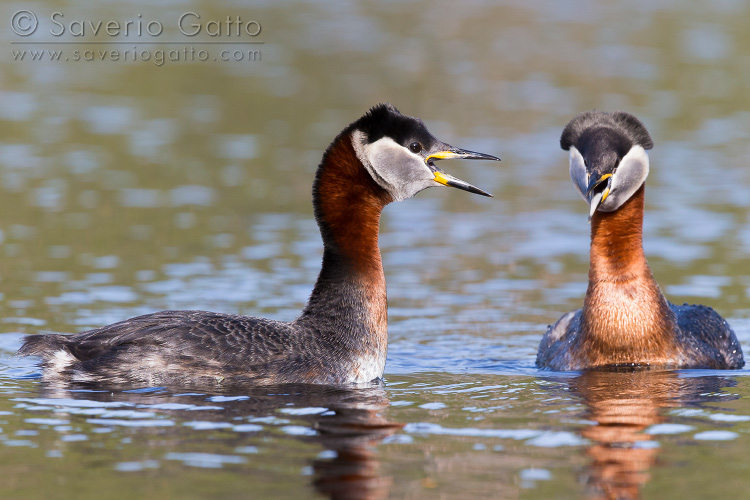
top-left (586, 173), bottom-right (613, 221)
top-left (425, 149), bottom-right (500, 163)
top-left (433, 171), bottom-right (493, 197)
top-left (425, 147), bottom-right (499, 197)
top-left (589, 190), bottom-right (604, 221)
top-left (586, 172), bottom-right (612, 196)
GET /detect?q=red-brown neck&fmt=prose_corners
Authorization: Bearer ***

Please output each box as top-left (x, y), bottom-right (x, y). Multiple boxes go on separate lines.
top-left (578, 185), bottom-right (679, 366)
top-left (588, 184), bottom-right (648, 278)
top-left (314, 134), bottom-right (393, 276)
top-left (299, 134), bottom-right (392, 374)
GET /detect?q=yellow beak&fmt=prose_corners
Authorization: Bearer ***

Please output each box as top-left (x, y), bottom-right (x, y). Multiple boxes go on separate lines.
top-left (426, 148), bottom-right (499, 197)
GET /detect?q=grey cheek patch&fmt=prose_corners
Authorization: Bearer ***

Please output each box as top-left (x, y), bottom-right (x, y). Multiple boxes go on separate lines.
top-left (569, 146), bottom-right (589, 202)
top-left (355, 135), bottom-right (435, 202)
top-left (598, 145), bottom-right (650, 212)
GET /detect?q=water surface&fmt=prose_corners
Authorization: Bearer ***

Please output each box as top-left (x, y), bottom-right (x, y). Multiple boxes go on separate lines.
top-left (0, 0), bottom-right (749, 498)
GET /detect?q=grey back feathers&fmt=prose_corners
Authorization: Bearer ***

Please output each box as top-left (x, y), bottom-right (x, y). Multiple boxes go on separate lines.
top-left (17, 103), bottom-right (496, 387)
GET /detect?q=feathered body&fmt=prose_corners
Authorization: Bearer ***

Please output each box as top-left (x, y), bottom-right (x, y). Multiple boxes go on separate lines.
top-left (19, 104), bottom-right (497, 385)
top-left (537, 111), bottom-right (743, 370)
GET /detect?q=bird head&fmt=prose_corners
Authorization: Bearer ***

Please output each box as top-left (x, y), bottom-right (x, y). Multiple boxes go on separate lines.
top-left (349, 103), bottom-right (499, 201)
top-left (561, 110), bottom-right (653, 220)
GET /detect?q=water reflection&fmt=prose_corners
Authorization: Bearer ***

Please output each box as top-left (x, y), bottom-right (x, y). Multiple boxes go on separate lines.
top-left (569, 370), bottom-right (738, 500)
top-left (312, 404), bottom-right (403, 500)
top-left (32, 383), bottom-right (401, 500)
top-left (1, 0), bottom-right (749, 496)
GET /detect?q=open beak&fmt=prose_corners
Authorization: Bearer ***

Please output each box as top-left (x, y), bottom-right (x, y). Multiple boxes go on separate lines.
top-left (586, 173), bottom-right (612, 221)
top-left (425, 148), bottom-right (499, 197)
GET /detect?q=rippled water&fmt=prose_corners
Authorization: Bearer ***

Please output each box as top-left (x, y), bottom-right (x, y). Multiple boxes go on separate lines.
top-left (0, 0), bottom-right (749, 498)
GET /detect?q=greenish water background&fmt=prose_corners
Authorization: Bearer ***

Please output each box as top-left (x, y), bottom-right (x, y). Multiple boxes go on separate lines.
top-left (0, 1), bottom-right (749, 498)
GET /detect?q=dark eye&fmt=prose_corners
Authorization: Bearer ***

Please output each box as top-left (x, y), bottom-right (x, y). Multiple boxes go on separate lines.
top-left (409, 142), bottom-right (423, 154)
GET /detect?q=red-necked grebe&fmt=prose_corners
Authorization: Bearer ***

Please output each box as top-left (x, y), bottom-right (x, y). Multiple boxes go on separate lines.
top-left (536, 110), bottom-right (743, 370)
top-left (19, 103), bottom-right (500, 385)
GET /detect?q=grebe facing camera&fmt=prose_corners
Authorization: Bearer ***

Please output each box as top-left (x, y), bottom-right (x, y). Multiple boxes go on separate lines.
top-left (536, 110), bottom-right (743, 371)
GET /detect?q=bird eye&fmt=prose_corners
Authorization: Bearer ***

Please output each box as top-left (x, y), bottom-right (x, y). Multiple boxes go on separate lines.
top-left (409, 142), bottom-right (423, 154)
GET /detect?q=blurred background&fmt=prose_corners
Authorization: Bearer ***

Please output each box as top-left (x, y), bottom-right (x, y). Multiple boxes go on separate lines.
top-left (0, 0), bottom-right (747, 361)
top-left (0, 1), bottom-right (749, 498)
